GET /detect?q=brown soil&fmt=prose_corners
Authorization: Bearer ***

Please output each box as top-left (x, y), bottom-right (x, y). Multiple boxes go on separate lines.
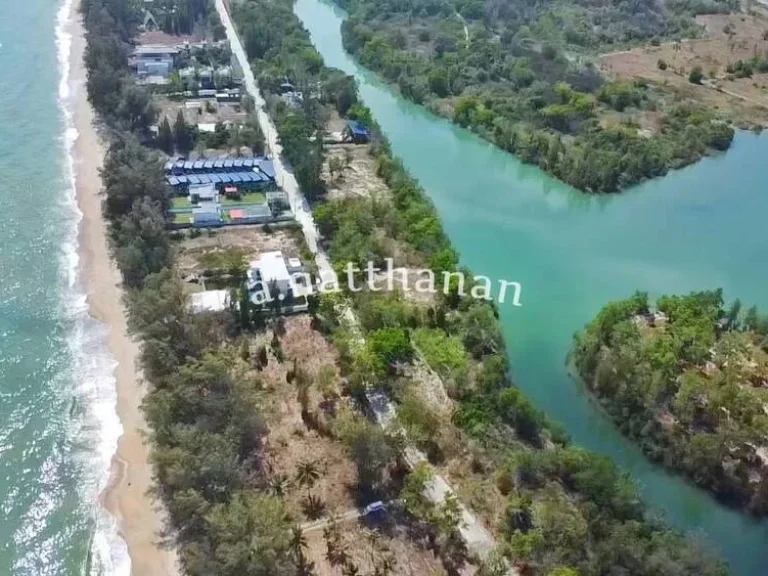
top-left (175, 226), bottom-right (303, 277)
top-left (305, 517), bottom-right (474, 576)
top-left (156, 96), bottom-right (247, 128)
top-left (137, 31), bottom-right (203, 46)
top-left (258, 316), bottom-right (359, 521)
top-left (599, 14), bottom-right (768, 124)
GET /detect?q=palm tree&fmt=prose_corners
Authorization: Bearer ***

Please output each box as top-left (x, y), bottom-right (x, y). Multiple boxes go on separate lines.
top-left (268, 474), bottom-right (291, 497)
top-left (295, 461), bottom-right (321, 498)
top-left (362, 528), bottom-right (382, 565)
top-left (290, 527), bottom-right (316, 576)
top-left (290, 526), bottom-right (307, 554)
top-left (373, 554), bottom-right (396, 576)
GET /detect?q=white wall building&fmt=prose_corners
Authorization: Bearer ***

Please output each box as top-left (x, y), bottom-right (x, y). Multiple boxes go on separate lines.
top-left (246, 251), bottom-right (308, 311)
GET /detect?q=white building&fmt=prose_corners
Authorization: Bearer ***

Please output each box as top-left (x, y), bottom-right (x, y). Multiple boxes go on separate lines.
top-left (190, 289), bottom-right (230, 313)
top-left (246, 251), bottom-right (308, 311)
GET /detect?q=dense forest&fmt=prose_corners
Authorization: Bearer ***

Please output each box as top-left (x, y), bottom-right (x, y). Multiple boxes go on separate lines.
top-left (337, 0), bottom-right (736, 193)
top-left (81, 0), bottom-right (728, 573)
top-left (572, 290), bottom-right (768, 514)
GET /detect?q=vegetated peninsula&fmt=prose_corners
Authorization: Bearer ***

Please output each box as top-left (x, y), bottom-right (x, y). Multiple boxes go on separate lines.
top-left (337, 0), bottom-right (768, 193)
top-left (83, 0), bottom-right (728, 571)
top-left (572, 290), bottom-right (768, 514)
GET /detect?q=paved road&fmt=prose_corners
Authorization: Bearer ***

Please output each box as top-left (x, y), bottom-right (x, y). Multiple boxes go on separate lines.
top-left (216, 1), bottom-right (510, 570)
top-left (215, 0), bottom-right (334, 284)
top-left (366, 391), bottom-right (505, 564)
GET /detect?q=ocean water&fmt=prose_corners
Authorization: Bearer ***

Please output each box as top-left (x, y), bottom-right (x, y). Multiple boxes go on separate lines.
top-left (0, 1), bottom-right (127, 574)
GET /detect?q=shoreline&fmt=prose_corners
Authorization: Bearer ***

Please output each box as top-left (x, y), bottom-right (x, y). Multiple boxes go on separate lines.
top-left (68, 5), bottom-right (179, 576)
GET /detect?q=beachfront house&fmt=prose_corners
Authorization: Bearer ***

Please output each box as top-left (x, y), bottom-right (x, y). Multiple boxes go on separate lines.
top-left (133, 45), bottom-right (180, 80)
top-left (246, 251), bottom-right (308, 312)
top-left (343, 120), bottom-right (371, 144)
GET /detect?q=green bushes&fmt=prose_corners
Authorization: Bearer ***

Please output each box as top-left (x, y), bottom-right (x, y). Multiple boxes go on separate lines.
top-left (572, 289), bottom-right (768, 513)
top-left (338, 0), bottom-right (737, 193)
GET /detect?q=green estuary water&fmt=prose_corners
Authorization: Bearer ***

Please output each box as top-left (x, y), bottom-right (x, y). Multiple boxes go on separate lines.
top-left (294, 0), bottom-right (768, 573)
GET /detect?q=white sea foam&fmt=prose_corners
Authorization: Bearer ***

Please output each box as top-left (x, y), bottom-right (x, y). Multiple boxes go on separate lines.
top-left (55, 0), bottom-right (130, 574)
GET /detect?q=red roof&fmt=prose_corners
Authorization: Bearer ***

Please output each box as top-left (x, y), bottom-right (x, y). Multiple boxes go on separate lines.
top-left (229, 209), bottom-right (245, 219)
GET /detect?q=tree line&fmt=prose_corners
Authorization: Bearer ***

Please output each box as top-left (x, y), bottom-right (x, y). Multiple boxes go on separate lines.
top-left (228, 0), bottom-right (729, 572)
top-left (572, 289), bottom-right (768, 515)
top-left (338, 0), bottom-right (736, 193)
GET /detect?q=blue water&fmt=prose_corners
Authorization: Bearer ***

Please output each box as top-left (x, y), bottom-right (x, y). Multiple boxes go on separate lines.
top-left (295, 0), bottom-right (768, 573)
top-left (0, 1), bottom-right (124, 574)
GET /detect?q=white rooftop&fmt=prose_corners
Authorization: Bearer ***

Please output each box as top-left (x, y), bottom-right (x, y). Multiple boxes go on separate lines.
top-left (190, 290), bottom-right (230, 313)
top-left (252, 251), bottom-right (290, 283)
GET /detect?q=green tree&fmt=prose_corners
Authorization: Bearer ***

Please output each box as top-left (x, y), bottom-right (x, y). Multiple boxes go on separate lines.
top-left (174, 110), bottom-right (194, 155)
top-left (689, 66), bottom-right (704, 84)
top-left (157, 116), bottom-right (174, 154)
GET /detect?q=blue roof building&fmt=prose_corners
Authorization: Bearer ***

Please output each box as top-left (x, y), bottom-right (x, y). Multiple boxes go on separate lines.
top-left (343, 120), bottom-right (371, 144)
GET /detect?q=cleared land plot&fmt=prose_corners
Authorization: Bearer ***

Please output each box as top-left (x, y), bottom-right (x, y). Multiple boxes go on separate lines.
top-left (305, 512), bottom-right (476, 576)
top-left (322, 112), bottom-right (389, 201)
top-left (156, 96), bottom-right (246, 127)
top-left (175, 226), bottom-right (305, 281)
top-left (256, 316), bottom-right (361, 522)
top-left (600, 14), bottom-right (768, 124)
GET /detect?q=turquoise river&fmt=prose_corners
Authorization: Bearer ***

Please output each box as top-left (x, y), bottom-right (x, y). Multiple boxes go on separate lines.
top-left (294, 0), bottom-right (768, 573)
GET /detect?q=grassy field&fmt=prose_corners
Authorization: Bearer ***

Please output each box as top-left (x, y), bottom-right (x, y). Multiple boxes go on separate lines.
top-left (171, 196), bottom-right (192, 209)
top-left (221, 192), bottom-right (266, 205)
top-left (172, 213), bottom-right (192, 224)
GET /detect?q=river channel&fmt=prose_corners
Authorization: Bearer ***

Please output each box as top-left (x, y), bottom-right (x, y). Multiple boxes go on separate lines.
top-left (293, 0), bottom-right (768, 572)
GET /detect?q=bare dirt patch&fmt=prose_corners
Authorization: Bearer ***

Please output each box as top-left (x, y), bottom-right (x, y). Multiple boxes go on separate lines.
top-left (175, 226), bottom-right (304, 278)
top-left (156, 96), bottom-right (247, 127)
top-left (137, 30), bottom-right (203, 46)
top-left (322, 143), bottom-right (391, 201)
top-left (599, 14), bottom-right (768, 124)
top-left (305, 514), bottom-right (475, 576)
top-left (258, 316), bottom-right (360, 521)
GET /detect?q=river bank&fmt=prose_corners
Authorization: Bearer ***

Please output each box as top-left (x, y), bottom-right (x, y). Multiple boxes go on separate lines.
top-left (69, 6), bottom-right (179, 576)
top-left (294, 0), bottom-right (768, 574)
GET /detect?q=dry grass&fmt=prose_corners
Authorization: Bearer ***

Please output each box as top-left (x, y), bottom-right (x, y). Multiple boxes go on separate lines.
top-left (304, 516), bottom-right (475, 576)
top-left (258, 316), bottom-right (360, 521)
top-left (156, 96), bottom-right (247, 128)
top-left (599, 14), bottom-right (768, 124)
top-left (322, 110), bottom-right (389, 201)
top-left (323, 143), bottom-right (391, 201)
top-left (137, 30), bottom-right (203, 46)
top-left (175, 227), bottom-right (303, 277)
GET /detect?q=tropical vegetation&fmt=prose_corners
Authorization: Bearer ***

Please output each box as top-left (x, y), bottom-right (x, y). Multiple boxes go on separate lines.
top-left (572, 290), bottom-right (768, 514)
top-left (337, 0), bottom-right (736, 192)
top-left (82, 0), bottom-right (730, 572)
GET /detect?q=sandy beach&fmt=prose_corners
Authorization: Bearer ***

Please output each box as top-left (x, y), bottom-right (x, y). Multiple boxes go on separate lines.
top-left (69, 5), bottom-right (179, 576)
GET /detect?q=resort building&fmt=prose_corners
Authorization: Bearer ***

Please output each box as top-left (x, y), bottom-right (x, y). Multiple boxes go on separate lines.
top-left (189, 182), bottom-right (217, 203)
top-left (132, 45), bottom-right (180, 81)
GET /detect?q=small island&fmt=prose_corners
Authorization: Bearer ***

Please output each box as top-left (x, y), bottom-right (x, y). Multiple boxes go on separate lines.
top-left (571, 289), bottom-right (768, 513)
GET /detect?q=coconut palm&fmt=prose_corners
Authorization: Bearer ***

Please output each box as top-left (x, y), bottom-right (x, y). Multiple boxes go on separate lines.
top-left (268, 474), bottom-right (291, 497)
top-left (295, 460), bottom-right (321, 497)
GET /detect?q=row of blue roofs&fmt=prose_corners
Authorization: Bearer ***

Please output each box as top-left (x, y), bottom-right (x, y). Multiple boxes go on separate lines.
top-left (166, 171), bottom-right (270, 187)
top-left (165, 157), bottom-right (275, 177)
